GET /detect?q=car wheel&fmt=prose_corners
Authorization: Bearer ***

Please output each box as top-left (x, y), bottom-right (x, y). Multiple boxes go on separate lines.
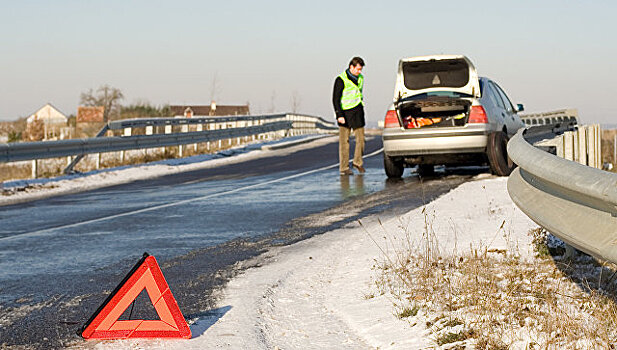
top-left (487, 131), bottom-right (515, 176)
top-left (384, 154), bottom-right (404, 178)
top-left (416, 164), bottom-right (435, 177)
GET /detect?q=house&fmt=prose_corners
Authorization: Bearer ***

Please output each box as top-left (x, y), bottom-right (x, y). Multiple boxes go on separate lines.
top-left (77, 106), bottom-right (105, 123)
top-left (26, 103), bottom-right (69, 140)
top-left (170, 101), bottom-right (250, 118)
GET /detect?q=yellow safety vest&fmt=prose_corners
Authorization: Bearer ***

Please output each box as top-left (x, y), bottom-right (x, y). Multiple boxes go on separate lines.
top-left (339, 71), bottom-right (364, 110)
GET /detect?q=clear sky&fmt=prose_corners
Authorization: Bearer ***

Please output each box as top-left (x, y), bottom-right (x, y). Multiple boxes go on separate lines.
top-left (1, 0), bottom-right (615, 126)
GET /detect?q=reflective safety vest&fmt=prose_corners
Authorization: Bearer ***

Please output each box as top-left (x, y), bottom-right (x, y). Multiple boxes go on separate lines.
top-left (338, 71), bottom-right (364, 110)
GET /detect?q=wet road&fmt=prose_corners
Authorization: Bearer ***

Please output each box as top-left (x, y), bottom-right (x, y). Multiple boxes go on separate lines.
top-left (0, 136), bottom-right (484, 348)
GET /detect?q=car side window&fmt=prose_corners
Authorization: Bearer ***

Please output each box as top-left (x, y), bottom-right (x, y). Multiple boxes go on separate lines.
top-left (492, 83), bottom-right (514, 113)
top-left (486, 83), bottom-right (505, 110)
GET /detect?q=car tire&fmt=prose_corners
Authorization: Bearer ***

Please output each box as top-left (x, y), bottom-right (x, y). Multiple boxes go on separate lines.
top-left (384, 154), bottom-right (404, 178)
top-left (487, 131), bottom-right (515, 176)
top-left (416, 164), bottom-right (435, 177)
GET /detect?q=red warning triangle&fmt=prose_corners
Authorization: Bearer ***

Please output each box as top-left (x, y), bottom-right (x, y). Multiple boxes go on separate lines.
top-left (82, 253), bottom-right (191, 339)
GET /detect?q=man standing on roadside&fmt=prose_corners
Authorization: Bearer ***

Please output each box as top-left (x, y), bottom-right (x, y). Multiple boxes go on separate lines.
top-left (332, 56), bottom-right (366, 175)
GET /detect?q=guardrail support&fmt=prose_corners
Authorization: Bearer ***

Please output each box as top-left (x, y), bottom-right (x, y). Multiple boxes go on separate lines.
top-left (64, 124), bottom-right (109, 174)
top-left (31, 159), bottom-right (37, 179)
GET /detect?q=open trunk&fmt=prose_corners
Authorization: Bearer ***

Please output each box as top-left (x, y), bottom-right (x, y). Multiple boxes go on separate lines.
top-left (396, 97), bottom-right (471, 129)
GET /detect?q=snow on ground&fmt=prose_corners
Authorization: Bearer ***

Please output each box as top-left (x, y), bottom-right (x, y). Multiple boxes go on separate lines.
top-left (0, 135), bottom-right (332, 206)
top-left (74, 175), bottom-right (538, 350)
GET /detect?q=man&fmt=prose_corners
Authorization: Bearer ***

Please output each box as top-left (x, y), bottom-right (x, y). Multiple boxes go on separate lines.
top-left (332, 56), bottom-right (366, 175)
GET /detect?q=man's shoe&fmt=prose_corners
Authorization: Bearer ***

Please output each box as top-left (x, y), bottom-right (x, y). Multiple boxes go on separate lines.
top-left (340, 169), bottom-right (353, 176)
top-left (352, 164), bottom-right (366, 173)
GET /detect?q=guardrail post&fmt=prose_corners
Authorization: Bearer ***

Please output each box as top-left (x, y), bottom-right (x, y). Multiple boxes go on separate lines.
top-left (195, 124), bottom-right (202, 151)
top-left (145, 125), bottom-right (153, 160)
top-left (576, 126), bottom-right (587, 165)
top-left (588, 125), bottom-right (596, 168)
top-left (179, 124), bottom-right (188, 158)
top-left (165, 124), bottom-right (172, 156)
top-left (31, 160), bottom-right (37, 179)
top-left (96, 153), bottom-right (101, 170)
top-left (206, 123), bottom-right (211, 151)
top-left (121, 127), bottom-right (132, 163)
top-left (218, 123), bottom-right (223, 149)
top-left (564, 132), bottom-right (575, 161)
top-left (555, 136), bottom-right (564, 158)
top-left (596, 125), bottom-right (601, 168)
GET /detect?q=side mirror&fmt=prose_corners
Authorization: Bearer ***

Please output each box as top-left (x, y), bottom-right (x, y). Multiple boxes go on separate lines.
top-left (516, 104), bottom-right (524, 112)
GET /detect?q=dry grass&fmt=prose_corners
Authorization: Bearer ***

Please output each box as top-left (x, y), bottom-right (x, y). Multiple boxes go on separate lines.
top-left (602, 129), bottom-right (617, 170)
top-left (0, 163), bottom-right (31, 183)
top-left (372, 216), bottom-right (617, 348)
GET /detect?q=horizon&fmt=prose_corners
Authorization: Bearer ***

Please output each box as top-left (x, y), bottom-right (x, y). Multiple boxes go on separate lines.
top-left (1, 1), bottom-right (615, 126)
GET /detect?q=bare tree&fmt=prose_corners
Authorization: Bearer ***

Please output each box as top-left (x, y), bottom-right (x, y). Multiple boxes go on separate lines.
top-left (80, 85), bottom-right (124, 122)
top-left (290, 90), bottom-right (301, 113)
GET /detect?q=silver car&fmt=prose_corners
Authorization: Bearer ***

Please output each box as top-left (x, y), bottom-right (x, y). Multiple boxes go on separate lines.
top-left (382, 55), bottom-right (525, 178)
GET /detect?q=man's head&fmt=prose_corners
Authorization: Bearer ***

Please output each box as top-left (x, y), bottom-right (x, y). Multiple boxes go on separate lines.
top-left (348, 56), bottom-right (365, 76)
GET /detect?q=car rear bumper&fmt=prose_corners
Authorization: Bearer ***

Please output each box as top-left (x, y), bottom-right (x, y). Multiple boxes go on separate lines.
top-left (382, 125), bottom-right (490, 156)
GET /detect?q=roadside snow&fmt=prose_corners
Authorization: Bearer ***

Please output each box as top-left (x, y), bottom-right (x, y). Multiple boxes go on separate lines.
top-left (75, 176), bottom-right (538, 349)
top-left (0, 135), bottom-right (333, 207)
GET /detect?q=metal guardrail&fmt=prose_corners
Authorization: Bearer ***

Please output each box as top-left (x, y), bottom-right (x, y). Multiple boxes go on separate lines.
top-left (0, 114), bottom-right (337, 174)
top-left (507, 128), bottom-right (617, 264)
top-left (519, 108), bottom-right (579, 127)
top-left (0, 121), bottom-right (292, 163)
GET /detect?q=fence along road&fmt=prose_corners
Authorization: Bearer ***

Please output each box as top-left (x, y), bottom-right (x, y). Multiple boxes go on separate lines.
top-left (0, 113), bottom-right (337, 174)
top-left (507, 125), bottom-right (617, 264)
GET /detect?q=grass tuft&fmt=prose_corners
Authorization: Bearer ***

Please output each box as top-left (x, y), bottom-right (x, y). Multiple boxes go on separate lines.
top-left (397, 305), bottom-right (419, 319)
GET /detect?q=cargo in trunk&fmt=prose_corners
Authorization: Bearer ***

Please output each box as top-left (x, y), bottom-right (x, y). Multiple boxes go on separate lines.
top-left (396, 96), bottom-right (471, 129)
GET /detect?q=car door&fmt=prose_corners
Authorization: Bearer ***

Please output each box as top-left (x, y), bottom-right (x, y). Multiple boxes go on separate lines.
top-left (491, 82), bottom-right (519, 135)
top-left (483, 81), bottom-right (508, 130)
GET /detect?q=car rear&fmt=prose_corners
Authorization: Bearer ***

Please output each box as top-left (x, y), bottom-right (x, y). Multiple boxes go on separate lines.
top-left (382, 55), bottom-right (498, 176)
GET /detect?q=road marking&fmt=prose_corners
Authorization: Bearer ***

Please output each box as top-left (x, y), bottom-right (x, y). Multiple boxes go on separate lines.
top-left (1, 148), bottom-right (383, 242)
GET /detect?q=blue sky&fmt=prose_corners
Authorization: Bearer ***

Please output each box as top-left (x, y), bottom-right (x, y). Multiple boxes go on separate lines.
top-left (1, 0), bottom-right (615, 125)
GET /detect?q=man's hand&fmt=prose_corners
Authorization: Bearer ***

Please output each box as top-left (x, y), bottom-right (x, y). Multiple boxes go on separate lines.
top-left (337, 117), bottom-right (345, 124)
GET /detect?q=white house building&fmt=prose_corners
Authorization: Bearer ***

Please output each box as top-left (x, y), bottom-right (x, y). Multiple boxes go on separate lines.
top-left (27, 103), bottom-right (69, 140)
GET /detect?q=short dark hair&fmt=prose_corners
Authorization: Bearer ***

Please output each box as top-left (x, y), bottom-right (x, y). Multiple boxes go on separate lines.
top-left (349, 56), bottom-right (365, 67)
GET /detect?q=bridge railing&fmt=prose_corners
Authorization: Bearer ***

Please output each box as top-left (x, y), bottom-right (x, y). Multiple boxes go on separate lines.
top-left (507, 125), bottom-right (617, 264)
top-left (0, 113), bottom-right (337, 176)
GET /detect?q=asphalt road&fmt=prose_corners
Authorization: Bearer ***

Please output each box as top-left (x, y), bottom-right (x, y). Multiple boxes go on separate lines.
top-left (0, 136), bottom-right (485, 348)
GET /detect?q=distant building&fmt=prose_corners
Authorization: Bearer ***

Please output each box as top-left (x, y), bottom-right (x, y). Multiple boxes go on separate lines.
top-left (170, 101), bottom-right (250, 118)
top-left (76, 106), bottom-right (106, 138)
top-left (26, 103), bottom-right (69, 140)
top-left (77, 106), bottom-right (105, 123)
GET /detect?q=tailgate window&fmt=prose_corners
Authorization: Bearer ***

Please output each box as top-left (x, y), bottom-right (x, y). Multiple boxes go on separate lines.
top-left (403, 59), bottom-right (469, 90)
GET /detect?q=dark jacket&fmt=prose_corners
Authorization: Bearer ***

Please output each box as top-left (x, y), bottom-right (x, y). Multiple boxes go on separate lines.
top-left (332, 70), bottom-right (365, 129)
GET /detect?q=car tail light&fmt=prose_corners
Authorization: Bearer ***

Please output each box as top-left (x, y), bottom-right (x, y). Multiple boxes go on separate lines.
top-left (384, 110), bottom-right (400, 128)
top-left (468, 105), bottom-right (488, 123)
